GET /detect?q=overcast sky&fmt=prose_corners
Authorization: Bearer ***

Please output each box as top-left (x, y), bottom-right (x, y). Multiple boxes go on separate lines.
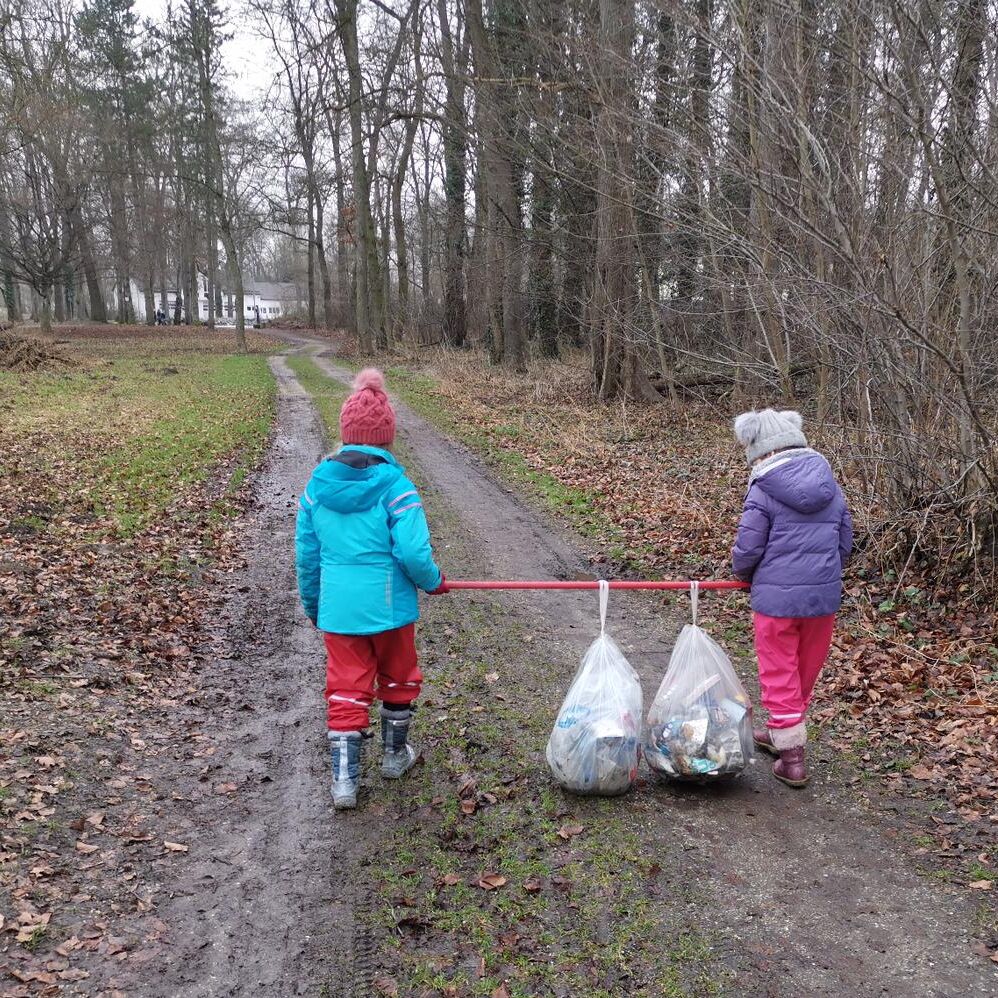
top-left (131, 0), bottom-right (278, 100)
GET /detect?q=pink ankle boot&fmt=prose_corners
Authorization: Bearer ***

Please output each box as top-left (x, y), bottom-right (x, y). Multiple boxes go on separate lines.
top-left (773, 746), bottom-right (809, 787)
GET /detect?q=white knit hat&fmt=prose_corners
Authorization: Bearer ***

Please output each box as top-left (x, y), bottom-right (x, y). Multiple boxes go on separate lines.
top-left (733, 409), bottom-right (808, 464)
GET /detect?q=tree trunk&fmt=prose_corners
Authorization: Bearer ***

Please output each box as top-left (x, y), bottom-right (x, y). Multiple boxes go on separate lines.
top-left (375, 172), bottom-right (392, 347)
top-left (438, 0), bottom-right (468, 346)
top-left (53, 278), bottom-right (65, 322)
top-left (337, 0), bottom-right (378, 352)
top-left (744, 0), bottom-right (793, 399)
top-left (218, 219), bottom-right (246, 351)
top-left (206, 198), bottom-right (217, 330)
top-left (530, 0), bottom-right (558, 357)
top-left (419, 144), bottom-right (431, 307)
top-left (39, 286), bottom-right (52, 332)
top-left (187, 254), bottom-right (197, 324)
top-left (590, 0), bottom-right (658, 402)
top-left (393, 116), bottom-right (420, 335)
top-left (326, 104), bottom-right (352, 329)
top-left (174, 269), bottom-right (184, 324)
top-left (2, 270), bottom-right (17, 321)
top-left (70, 204), bottom-right (107, 322)
top-left (499, 155), bottom-right (525, 372)
top-left (467, 0), bottom-right (504, 363)
top-left (109, 169), bottom-right (131, 323)
top-left (307, 191), bottom-right (317, 327)
top-left (313, 186), bottom-right (334, 330)
top-left (674, 0), bottom-right (710, 306)
top-left (558, 76), bottom-right (596, 349)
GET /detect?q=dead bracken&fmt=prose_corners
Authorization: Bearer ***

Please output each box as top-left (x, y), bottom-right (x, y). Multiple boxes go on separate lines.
top-left (0, 333), bottom-right (71, 372)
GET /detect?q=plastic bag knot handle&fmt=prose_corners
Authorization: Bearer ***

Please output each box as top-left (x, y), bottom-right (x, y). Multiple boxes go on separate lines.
top-left (598, 579), bottom-right (609, 634)
top-left (690, 580), bottom-right (699, 625)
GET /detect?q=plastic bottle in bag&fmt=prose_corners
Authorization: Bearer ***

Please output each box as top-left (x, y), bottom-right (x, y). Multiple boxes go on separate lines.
top-left (546, 582), bottom-right (642, 796)
top-left (644, 584), bottom-right (754, 781)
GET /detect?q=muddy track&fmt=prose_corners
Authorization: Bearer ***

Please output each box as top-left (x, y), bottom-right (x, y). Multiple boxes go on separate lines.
top-left (297, 336), bottom-right (996, 997)
top-left (149, 356), bottom-right (362, 997)
top-left (147, 334), bottom-right (996, 997)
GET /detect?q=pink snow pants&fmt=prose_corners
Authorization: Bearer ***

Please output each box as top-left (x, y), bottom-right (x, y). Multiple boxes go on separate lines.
top-left (754, 612), bottom-right (836, 729)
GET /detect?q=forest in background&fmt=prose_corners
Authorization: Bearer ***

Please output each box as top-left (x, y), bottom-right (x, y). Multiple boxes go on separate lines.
top-left (3, 0), bottom-right (998, 590)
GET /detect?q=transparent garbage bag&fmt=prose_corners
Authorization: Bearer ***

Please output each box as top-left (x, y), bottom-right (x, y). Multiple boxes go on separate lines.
top-left (546, 582), bottom-right (642, 796)
top-left (644, 583), bottom-right (754, 781)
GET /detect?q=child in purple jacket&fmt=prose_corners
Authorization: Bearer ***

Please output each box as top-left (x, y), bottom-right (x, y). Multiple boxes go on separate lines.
top-left (732, 409), bottom-right (852, 787)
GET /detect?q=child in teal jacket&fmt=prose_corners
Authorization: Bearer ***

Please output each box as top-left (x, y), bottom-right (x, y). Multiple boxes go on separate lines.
top-left (296, 369), bottom-right (447, 809)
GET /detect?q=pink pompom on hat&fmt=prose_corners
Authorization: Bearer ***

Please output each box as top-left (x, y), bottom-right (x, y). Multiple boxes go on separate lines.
top-left (339, 368), bottom-right (396, 446)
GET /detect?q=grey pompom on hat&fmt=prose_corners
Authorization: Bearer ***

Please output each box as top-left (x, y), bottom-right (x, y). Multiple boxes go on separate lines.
top-left (733, 409), bottom-right (808, 464)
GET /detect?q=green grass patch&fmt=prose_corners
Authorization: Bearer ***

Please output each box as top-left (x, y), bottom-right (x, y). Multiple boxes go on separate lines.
top-left (2, 355), bottom-right (275, 535)
top-left (16, 679), bottom-right (58, 699)
top-left (286, 355), bottom-right (350, 445)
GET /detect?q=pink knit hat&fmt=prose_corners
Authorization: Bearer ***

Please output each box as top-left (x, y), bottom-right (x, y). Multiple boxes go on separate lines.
top-left (339, 368), bottom-right (396, 446)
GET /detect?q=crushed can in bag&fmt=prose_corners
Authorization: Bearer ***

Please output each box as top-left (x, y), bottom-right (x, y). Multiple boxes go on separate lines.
top-left (546, 582), bottom-right (642, 796)
top-left (644, 583), bottom-right (754, 781)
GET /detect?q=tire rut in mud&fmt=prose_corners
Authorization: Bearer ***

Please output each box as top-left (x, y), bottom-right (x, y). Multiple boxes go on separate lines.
top-left (149, 356), bottom-right (373, 997)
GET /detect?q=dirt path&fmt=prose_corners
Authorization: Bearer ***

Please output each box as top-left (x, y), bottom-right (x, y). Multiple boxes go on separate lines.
top-left (145, 336), bottom-right (996, 997)
top-left (147, 357), bottom-right (359, 997)
top-left (303, 341), bottom-right (997, 996)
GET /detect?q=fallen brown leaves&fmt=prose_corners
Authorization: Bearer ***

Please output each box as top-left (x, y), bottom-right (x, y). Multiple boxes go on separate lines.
top-left (476, 873), bottom-right (507, 891)
top-left (0, 327), bottom-right (273, 994)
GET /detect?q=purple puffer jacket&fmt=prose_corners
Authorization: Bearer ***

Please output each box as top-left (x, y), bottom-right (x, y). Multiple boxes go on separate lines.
top-left (732, 449), bottom-right (853, 618)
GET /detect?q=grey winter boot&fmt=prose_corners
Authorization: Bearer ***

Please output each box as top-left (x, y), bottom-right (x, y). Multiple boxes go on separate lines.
top-left (328, 730), bottom-right (365, 809)
top-left (380, 706), bottom-right (418, 779)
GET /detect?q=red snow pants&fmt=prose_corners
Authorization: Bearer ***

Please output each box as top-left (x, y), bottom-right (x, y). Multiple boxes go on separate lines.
top-left (754, 612), bottom-right (836, 729)
top-left (323, 624), bottom-right (422, 732)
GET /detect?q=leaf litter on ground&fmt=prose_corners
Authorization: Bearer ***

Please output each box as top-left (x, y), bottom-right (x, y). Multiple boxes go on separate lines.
top-left (0, 326), bottom-right (277, 995)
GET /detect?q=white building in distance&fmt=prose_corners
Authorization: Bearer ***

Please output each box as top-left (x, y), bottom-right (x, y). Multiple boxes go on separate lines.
top-left (126, 277), bottom-right (305, 324)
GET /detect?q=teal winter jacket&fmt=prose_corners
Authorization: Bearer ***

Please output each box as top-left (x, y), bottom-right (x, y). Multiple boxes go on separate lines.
top-left (295, 445), bottom-right (443, 635)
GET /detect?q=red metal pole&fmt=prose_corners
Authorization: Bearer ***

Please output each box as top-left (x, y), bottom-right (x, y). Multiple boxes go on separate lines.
top-left (446, 580), bottom-right (748, 591)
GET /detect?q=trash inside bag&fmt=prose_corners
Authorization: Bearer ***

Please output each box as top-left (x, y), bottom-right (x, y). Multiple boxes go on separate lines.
top-left (546, 582), bottom-right (642, 796)
top-left (644, 585), bottom-right (754, 781)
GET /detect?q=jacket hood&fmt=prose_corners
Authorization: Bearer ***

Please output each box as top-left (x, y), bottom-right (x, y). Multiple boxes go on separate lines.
top-left (308, 446), bottom-right (404, 513)
top-left (751, 448), bottom-right (836, 514)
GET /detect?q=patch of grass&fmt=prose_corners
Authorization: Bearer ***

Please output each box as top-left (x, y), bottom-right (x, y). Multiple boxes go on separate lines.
top-left (286, 355), bottom-right (350, 445)
top-left (3, 354), bottom-right (276, 536)
top-left (967, 862), bottom-right (996, 882)
top-left (10, 513), bottom-right (49, 532)
top-left (22, 923), bottom-right (48, 952)
top-left (971, 901), bottom-right (998, 937)
top-left (16, 680), bottom-right (58, 699)
top-left (928, 868), bottom-right (956, 883)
